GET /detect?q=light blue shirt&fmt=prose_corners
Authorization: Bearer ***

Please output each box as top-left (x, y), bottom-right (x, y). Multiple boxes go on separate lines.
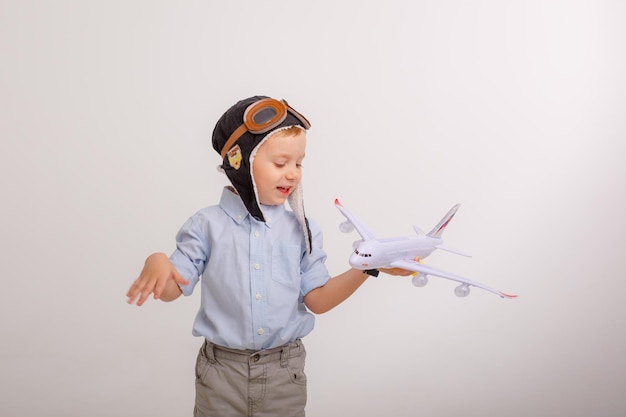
top-left (170, 187), bottom-right (331, 350)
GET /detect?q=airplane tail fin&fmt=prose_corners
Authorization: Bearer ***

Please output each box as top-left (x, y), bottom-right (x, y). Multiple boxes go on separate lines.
top-left (427, 204), bottom-right (461, 239)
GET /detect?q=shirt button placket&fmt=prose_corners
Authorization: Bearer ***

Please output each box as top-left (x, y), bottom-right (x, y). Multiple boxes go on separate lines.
top-left (250, 225), bottom-right (266, 347)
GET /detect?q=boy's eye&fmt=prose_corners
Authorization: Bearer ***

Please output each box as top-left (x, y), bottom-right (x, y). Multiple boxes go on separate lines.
top-left (272, 160), bottom-right (303, 168)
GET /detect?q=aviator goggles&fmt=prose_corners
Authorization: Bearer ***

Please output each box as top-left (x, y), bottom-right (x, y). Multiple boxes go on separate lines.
top-left (220, 98), bottom-right (311, 159)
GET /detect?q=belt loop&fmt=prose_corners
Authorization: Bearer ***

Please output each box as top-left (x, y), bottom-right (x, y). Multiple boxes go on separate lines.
top-left (280, 345), bottom-right (289, 368)
top-left (205, 340), bottom-right (217, 364)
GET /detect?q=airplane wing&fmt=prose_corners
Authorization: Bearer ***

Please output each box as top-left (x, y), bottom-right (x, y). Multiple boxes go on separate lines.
top-left (335, 199), bottom-right (378, 240)
top-left (390, 259), bottom-right (517, 299)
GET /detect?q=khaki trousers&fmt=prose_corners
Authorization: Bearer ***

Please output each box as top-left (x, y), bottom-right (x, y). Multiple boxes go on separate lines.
top-left (194, 339), bottom-right (307, 417)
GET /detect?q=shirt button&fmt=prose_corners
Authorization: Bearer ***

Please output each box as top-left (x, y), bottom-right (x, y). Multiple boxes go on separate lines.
top-left (254, 263), bottom-right (261, 270)
top-left (254, 231), bottom-right (259, 237)
top-left (255, 293), bottom-right (262, 301)
top-left (257, 328), bottom-right (265, 335)
top-left (266, 218), bottom-right (272, 223)
top-left (236, 214), bottom-right (242, 220)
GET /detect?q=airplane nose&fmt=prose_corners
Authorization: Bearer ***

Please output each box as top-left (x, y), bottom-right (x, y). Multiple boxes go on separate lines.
top-left (349, 253), bottom-right (372, 269)
top-left (348, 253), bottom-right (361, 268)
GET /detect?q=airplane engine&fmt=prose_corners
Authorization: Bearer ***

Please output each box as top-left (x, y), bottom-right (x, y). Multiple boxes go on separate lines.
top-left (339, 221), bottom-right (354, 233)
top-left (412, 273), bottom-right (428, 287)
top-left (454, 284), bottom-right (470, 297)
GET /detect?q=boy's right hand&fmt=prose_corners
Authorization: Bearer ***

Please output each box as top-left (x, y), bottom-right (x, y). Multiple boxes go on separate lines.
top-left (126, 253), bottom-right (188, 306)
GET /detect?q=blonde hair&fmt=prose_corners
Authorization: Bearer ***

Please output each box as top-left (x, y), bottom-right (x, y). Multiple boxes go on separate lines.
top-left (278, 125), bottom-right (304, 137)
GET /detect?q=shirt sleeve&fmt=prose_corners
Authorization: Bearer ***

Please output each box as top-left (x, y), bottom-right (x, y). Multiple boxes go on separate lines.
top-left (169, 213), bottom-right (210, 296)
top-left (299, 218), bottom-right (331, 297)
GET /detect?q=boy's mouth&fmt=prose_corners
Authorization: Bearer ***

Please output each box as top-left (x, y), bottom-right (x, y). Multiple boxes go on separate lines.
top-left (277, 186), bottom-right (291, 196)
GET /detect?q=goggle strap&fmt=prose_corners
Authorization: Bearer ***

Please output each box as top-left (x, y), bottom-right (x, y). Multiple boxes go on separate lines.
top-left (220, 124), bottom-right (248, 159)
top-left (285, 104), bottom-right (311, 130)
top-left (219, 99), bottom-right (311, 160)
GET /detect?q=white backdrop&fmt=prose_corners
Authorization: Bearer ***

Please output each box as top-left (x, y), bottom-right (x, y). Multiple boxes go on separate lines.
top-left (2, 1), bottom-right (625, 416)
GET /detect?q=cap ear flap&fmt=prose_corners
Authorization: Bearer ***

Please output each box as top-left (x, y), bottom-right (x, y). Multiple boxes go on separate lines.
top-left (288, 183), bottom-right (312, 255)
top-left (248, 138), bottom-right (265, 222)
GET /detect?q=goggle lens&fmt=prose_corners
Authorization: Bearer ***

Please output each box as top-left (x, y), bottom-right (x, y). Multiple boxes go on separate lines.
top-left (252, 107), bottom-right (278, 125)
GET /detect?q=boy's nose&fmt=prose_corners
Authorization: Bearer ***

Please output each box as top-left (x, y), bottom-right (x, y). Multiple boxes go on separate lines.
top-left (285, 166), bottom-right (298, 180)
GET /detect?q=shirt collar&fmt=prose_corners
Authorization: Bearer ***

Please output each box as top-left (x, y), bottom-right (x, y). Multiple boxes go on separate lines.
top-left (219, 186), bottom-right (286, 226)
top-left (259, 202), bottom-right (286, 227)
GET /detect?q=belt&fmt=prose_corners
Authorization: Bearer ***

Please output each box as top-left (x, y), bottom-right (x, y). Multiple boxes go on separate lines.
top-left (203, 339), bottom-right (304, 365)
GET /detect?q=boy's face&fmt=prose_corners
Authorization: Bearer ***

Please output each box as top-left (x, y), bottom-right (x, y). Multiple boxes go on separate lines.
top-left (252, 129), bottom-right (306, 206)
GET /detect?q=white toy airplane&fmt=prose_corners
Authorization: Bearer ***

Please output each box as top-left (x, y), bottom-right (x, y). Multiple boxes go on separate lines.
top-left (335, 199), bottom-right (517, 299)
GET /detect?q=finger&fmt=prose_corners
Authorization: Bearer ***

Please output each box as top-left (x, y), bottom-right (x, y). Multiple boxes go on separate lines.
top-left (135, 290), bottom-right (152, 306)
top-left (135, 281), bottom-right (156, 306)
top-left (382, 268), bottom-right (413, 276)
top-left (127, 289), bottom-right (146, 305)
top-left (126, 279), bottom-right (145, 304)
top-left (126, 293), bottom-right (137, 304)
top-left (153, 277), bottom-right (166, 300)
top-left (126, 279), bottom-right (138, 297)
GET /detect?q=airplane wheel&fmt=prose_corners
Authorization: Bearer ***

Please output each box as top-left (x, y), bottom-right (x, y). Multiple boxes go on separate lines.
top-left (455, 284), bottom-right (470, 297)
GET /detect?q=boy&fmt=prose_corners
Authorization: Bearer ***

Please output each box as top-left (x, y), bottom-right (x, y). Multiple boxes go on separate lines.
top-left (126, 96), bottom-right (408, 416)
